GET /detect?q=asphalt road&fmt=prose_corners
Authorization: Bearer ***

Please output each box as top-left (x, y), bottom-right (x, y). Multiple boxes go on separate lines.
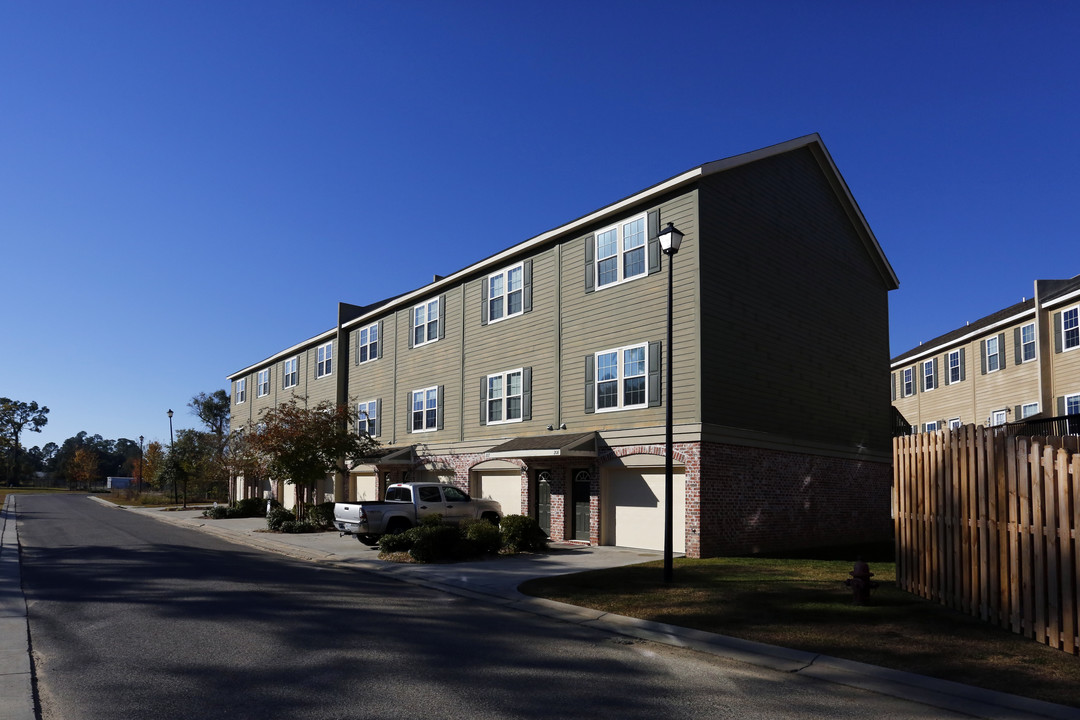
top-left (18, 495), bottom-right (966, 720)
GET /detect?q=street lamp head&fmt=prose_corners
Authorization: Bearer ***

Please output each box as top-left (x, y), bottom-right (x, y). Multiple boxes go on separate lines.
top-left (139, 435), bottom-right (144, 444)
top-left (167, 409), bottom-right (174, 419)
top-left (658, 222), bottom-right (683, 255)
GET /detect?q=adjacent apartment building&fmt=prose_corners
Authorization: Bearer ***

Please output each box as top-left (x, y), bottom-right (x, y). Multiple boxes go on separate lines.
top-left (891, 275), bottom-right (1080, 432)
top-left (228, 134), bottom-right (899, 558)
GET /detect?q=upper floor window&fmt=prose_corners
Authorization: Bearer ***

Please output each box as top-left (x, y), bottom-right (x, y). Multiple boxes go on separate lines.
top-left (985, 335), bottom-right (1001, 373)
top-left (1066, 393), bottom-right (1080, 416)
top-left (948, 418), bottom-right (962, 430)
top-left (1020, 323), bottom-right (1037, 362)
top-left (488, 264), bottom-right (523, 323)
top-left (412, 297), bottom-right (441, 348)
top-left (357, 323), bottom-right (379, 364)
top-left (316, 341), bottom-right (333, 379)
top-left (1021, 402), bottom-right (1039, 419)
top-left (902, 367), bottom-right (914, 397)
top-left (991, 409), bottom-right (1008, 426)
top-left (922, 359), bottom-right (935, 392)
top-left (588, 343), bottom-right (657, 412)
top-left (283, 357), bottom-right (299, 389)
top-left (596, 213), bottom-right (647, 289)
top-left (409, 386), bottom-right (441, 432)
top-left (924, 421), bottom-right (939, 432)
top-left (357, 400), bottom-right (378, 437)
top-left (947, 349), bottom-right (964, 384)
top-left (486, 369), bottom-right (523, 424)
top-left (257, 369), bottom-right (270, 398)
top-left (235, 378), bottom-right (246, 404)
top-left (1064, 307), bottom-right (1079, 351)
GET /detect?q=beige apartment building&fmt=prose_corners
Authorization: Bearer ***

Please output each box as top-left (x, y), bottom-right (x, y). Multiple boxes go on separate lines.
top-left (891, 275), bottom-right (1080, 432)
top-left (229, 134), bottom-right (899, 558)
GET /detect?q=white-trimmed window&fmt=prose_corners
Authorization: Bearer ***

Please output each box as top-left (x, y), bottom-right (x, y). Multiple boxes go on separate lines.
top-left (991, 409), bottom-right (1008, 426)
top-left (986, 336), bottom-right (1001, 373)
top-left (316, 341), bottom-right (333, 379)
top-left (925, 421), bottom-right (939, 432)
top-left (486, 369), bottom-right (523, 424)
top-left (283, 357), bottom-right (299, 389)
top-left (235, 378), bottom-right (246, 404)
top-left (410, 386), bottom-right (439, 432)
top-left (1066, 394), bottom-right (1080, 416)
top-left (412, 298), bottom-right (440, 347)
top-left (357, 400), bottom-right (378, 437)
top-left (257, 369), bottom-right (270, 398)
top-left (1064, 307), bottom-right (1079, 351)
top-left (902, 367), bottom-right (914, 397)
top-left (487, 264), bottom-right (523, 323)
top-left (922, 360), bottom-right (935, 392)
top-left (948, 350), bottom-right (962, 384)
top-left (1021, 323), bottom-right (1036, 362)
top-left (596, 343), bottom-right (648, 411)
top-left (1021, 402), bottom-right (1039, 419)
top-left (357, 323), bottom-right (378, 364)
top-left (948, 418), bottom-right (962, 430)
top-left (595, 213), bottom-right (647, 289)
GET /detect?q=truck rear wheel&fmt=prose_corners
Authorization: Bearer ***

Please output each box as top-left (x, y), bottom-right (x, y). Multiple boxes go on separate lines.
top-left (356, 534), bottom-right (379, 546)
top-left (385, 519), bottom-right (411, 535)
top-left (482, 512), bottom-right (500, 527)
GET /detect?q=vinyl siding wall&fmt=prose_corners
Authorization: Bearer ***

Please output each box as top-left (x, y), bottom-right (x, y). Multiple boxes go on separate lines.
top-left (229, 334), bottom-right (336, 432)
top-left (1051, 302), bottom-right (1080, 410)
top-left (698, 148), bottom-right (893, 454)
top-left (558, 192), bottom-right (700, 432)
top-left (462, 248), bottom-right (558, 441)
top-left (347, 318), bottom-right (397, 442)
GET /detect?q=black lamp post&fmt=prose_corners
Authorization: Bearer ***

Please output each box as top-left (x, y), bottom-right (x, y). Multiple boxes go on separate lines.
top-left (167, 409), bottom-right (177, 505)
top-left (658, 221), bottom-right (683, 584)
top-left (138, 435), bottom-right (144, 495)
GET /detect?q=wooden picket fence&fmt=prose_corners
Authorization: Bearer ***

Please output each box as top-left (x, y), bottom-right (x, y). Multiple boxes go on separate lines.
top-left (894, 425), bottom-right (1080, 654)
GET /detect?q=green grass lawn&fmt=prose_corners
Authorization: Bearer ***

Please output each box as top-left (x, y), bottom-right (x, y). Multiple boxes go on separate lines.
top-left (520, 554), bottom-right (1080, 709)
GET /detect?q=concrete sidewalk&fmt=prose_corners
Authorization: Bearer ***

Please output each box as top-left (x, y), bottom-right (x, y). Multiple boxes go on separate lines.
top-left (6, 496), bottom-right (1080, 720)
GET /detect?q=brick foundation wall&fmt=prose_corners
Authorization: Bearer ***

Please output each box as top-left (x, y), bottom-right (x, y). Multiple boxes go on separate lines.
top-left (697, 442), bottom-right (892, 557)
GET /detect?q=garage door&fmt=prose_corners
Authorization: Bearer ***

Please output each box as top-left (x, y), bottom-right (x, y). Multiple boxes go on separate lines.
top-left (474, 471), bottom-right (523, 516)
top-left (604, 468), bottom-right (685, 553)
top-left (351, 472), bottom-right (379, 501)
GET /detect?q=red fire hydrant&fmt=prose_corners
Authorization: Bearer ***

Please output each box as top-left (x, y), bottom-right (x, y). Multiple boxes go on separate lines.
top-left (845, 558), bottom-right (879, 605)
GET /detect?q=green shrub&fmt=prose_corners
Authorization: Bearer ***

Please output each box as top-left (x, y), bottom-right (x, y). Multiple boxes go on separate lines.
top-left (237, 497), bottom-right (271, 517)
top-left (307, 502), bottom-right (336, 529)
top-left (500, 515), bottom-right (548, 553)
top-left (378, 530), bottom-right (414, 554)
top-left (279, 519), bottom-right (319, 534)
top-left (266, 506), bottom-right (294, 531)
top-left (408, 523), bottom-right (462, 563)
top-left (462, 518), bottom-right (502, 555)
top-left (204, 505), bottom-right (229, 519)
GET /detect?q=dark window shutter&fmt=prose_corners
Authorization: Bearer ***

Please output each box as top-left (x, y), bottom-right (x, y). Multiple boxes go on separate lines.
top-left (1055, 312), bottom-right (1063, 353)
top-left (648, 340), bottom-right (662, 407)
top-left (584, 234), bottom-right (595, 293)
top-left (523, 259), bottom-right (533, 313)
top-left (377, 320), bottom-right (384, 359)
top-left (375, 398), bottom-right (382, 438)
top-left (980, 341), bottom-right (987, 375)
top-left (998, 333), bottom-right (1006, 369)
top-left (479, 377), bottom-right (488, 426)
top-left (1014, 327), bottom-right (1022, 365)
top-left (436, 385), bottom-right (445, 430)
top-left (584, 355), bottom-right (595, 414)
top-left (911, 368), bottom-right (917, 396)
top-left (1059, 396), bottom-right (1067, 416)
top-left (959, 348), bottom-right (966, 381)
top-left (355, 330), bottom-right (360, 366)
top-left (438, 295), bottom-right (446, 340)
top-left (522, 367), bottom-right (532, 421)
top-left (406, 392), bottom-right (413, 433)
top-left (891, 373), bottom-right (896, 401)
top-left (647, 209), bottom-right (661, 275)
top-left (408, 310), bottom-right (415, 349)
top-left (932, 357), bottom-right (939, 389)
top-left (480, 278), bottom-right (489, 326)
top-left (1014, 405), bottom-right (1022, 420)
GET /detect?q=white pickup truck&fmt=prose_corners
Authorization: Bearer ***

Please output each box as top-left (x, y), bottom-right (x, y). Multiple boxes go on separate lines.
top-left (334, 482), bottom-right (503, 545)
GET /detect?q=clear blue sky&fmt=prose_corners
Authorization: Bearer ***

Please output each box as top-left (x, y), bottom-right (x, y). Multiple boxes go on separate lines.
top-left (3, 1), bottom-right (1078, 451)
